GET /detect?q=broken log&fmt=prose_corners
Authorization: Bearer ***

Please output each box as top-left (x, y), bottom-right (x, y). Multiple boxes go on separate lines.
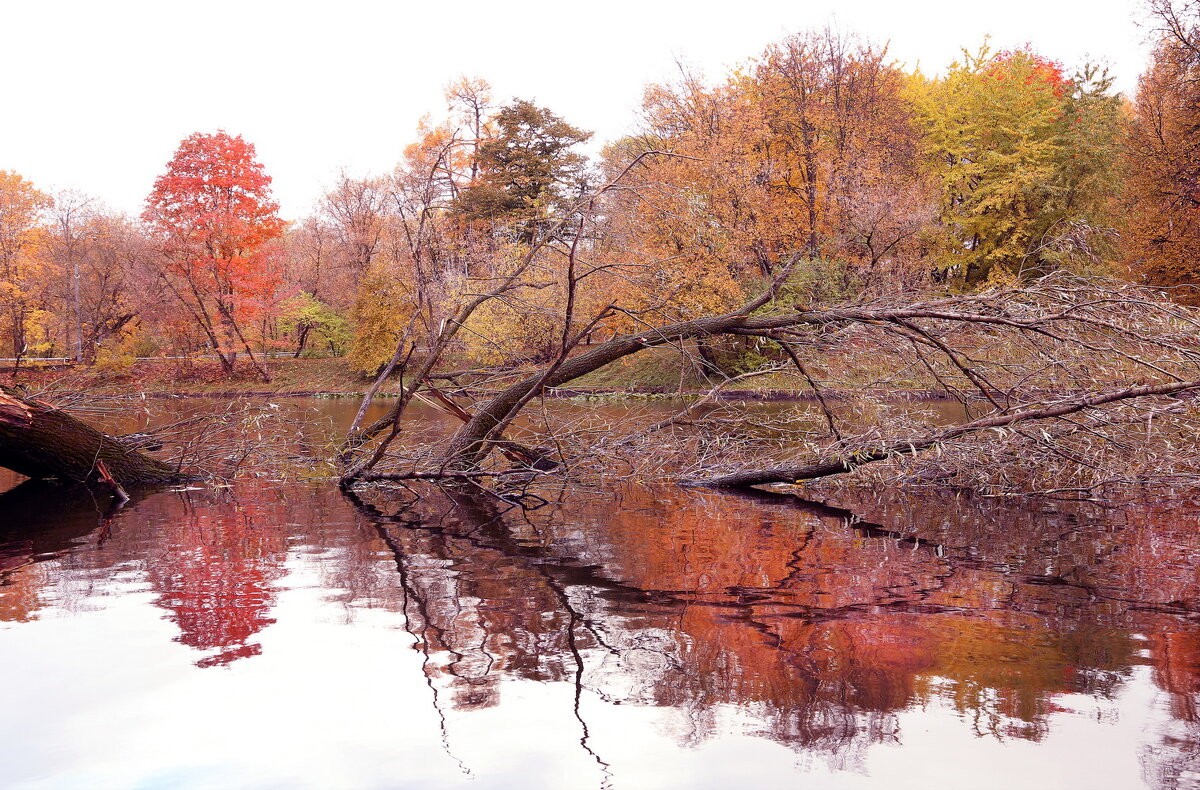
top-left (0, 388), bottom-right (183, 489)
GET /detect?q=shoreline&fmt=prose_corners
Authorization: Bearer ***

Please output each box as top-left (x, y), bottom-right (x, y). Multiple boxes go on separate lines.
top-left (5, 356), bottom-right (959, 403)
top-left (27, 385), bottom-right (960, 403)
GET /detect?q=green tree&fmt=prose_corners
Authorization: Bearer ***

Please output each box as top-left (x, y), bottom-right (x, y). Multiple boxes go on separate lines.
top-left (453, 99), bottom-right (592, 240)
top-left (277, 292), bottom-right (350, 358)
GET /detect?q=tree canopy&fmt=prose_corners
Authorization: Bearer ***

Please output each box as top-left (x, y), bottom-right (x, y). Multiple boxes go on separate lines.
top-left (142, 130), bottom-right (285, 380)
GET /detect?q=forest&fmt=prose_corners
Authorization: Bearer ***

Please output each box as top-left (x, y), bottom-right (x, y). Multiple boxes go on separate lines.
top-left (1, 0), bottom-right (1199, 499)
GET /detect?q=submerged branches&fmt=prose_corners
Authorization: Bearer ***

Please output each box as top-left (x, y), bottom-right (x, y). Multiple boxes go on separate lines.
top-left (12, 273), bottom-right (1199, 501)
top-left (141, 399), bottom-right (334, 481)
top-left (688, 275), bottom-right (1200, 495)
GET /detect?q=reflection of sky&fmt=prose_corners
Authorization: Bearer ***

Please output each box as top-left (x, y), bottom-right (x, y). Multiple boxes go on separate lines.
top-left (0, 542), bottom-right (1174, 790)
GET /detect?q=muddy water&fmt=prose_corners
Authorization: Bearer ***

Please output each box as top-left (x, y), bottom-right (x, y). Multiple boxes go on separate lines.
top-left (1, 398), bottom-right (1198, 789)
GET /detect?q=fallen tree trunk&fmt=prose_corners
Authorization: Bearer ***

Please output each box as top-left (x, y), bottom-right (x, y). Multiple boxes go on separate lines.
top-left (694, 377), bottom-right (1200, 489)
top-left (0, 388), bottom-right (182, 491)
top-left (437, 290), bottom-right (806, 472)
top-left (342, 272), bottom-right (1200, 496)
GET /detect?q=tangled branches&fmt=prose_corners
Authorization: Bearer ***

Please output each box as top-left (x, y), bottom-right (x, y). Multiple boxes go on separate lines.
top-left (340, 272), bottom-right (1200, 500)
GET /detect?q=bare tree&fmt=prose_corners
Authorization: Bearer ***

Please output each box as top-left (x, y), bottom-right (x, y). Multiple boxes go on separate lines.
top-left (321, 172), bottom-right (388, 274)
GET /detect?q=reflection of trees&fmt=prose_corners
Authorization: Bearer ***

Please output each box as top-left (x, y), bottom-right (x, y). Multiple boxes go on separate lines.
top-left (0, 481), bottom-right (124, 622)
top-left (0, 480), bottom-right (390, 669)
top-left (348, 488), bottom-right (586, 710)
top-left (7, 473), bottom-right (1200, 784)
top-left (347, 482), bottom-right (1200, 776)
top-left (0, 482), bottom-right (293, 668)
top-left (345, 485), bottom-right (925, 768)
top-left (1144, 631), bottom-right (1200, 790)
top-left (140, 490), bottom-right (290, 668)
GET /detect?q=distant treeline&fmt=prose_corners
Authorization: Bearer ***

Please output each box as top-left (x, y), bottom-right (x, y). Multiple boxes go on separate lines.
top-left (0, 2), bottom-right (1196, 379)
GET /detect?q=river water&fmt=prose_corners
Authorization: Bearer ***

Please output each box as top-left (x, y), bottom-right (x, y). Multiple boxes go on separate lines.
top-left (1, 398), bottom-right (1199, 789)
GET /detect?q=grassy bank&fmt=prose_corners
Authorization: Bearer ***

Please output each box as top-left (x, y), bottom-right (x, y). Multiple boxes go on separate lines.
top-left (4, 344), bottom-right (946, 402)
top-left (5, 346), bottom-right (810, 399)
top-left (6, 357), bottom-right (369, 397)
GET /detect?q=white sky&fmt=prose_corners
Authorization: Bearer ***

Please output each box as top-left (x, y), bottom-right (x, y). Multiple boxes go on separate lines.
top-left (1, 0), bottom-right (1152, 220)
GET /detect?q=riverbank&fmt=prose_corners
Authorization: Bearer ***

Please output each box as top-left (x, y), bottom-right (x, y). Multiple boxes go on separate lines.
top-left (3, 350), bottom-right (948, 402)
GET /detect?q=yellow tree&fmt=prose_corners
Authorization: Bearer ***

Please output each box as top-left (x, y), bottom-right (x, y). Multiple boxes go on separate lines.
top-left (0, 171), bottom-right (53, 363)
top-left (910, 45), bottom-right (1124, 285)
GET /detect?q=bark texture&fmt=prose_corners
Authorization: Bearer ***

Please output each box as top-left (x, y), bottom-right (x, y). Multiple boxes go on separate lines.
top-left (0, 389), bottom-right (180, 487)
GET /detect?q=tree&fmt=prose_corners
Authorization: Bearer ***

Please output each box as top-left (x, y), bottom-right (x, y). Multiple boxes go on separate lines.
top-left (48, 190), bottom-right (93, 362)
top-left (910, 46), bottom-right (1124, 285)
top-left (276, 292), bottom-right (349, 358)
top-left (1125, 0), bottom-right (1200, 298)
top-left (142, 131), bottom-right (286, 381)
top-left (320, 172), bottom-right (387, 274)
top-left (0, 386), bottom-right (180, 494)
top-left (44, 198), bottom-right (145, 363)
top-left (752, 30), bottom-right (926, 266)
top-left (445, 75), bottom-right (495, 184)
top-left (606, 28), bottom-right (930, 327)
top-left (335, 90), bottom-right (594, 374)
top-left (0, 171), bottom-right (52, 368)
top-left (453, 99), bottom-right (592, 240)
top-left (337, 261), bottom-right (1200, 501)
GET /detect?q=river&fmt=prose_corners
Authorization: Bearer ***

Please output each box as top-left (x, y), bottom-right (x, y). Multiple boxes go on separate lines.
top-left (1, 397), bottom-right (1198, 789)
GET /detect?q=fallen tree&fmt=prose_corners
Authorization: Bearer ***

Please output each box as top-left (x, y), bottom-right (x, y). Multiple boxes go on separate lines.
top-left (6, 273), bottom-right (1198, 502)
top-left (694, 376), bottom-right (1200, 489)
top-left (0, 387), bottom-right (182, 496)
top-left (339, 270), bottom-right (1200, 498)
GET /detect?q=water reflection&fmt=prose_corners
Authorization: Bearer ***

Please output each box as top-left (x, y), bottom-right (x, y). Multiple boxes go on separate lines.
top-left (140, 490), bottom-right (290, 667)
top-left (3, 472), bottom-right (1200, 788)
top-left (0, 481), bottom-right (123, 622)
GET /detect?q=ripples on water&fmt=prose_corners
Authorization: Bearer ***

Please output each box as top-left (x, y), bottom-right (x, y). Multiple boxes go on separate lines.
top-left (1, 399), bottom-right (1200, 789)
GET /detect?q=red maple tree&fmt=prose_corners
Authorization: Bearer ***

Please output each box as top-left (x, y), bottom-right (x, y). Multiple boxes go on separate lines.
top-left (143, 131), bottom-right (285, 381)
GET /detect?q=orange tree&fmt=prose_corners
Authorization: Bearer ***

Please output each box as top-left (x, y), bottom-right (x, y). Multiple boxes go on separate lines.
top-left (1125, 1), bottom-right (1200, 298)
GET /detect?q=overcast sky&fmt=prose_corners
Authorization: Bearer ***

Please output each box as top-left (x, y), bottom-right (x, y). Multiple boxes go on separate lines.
top-left (1, 0), bottom-right (1152, 220)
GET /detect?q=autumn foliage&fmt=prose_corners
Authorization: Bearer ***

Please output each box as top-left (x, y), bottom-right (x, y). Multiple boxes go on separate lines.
top-left (143, 131), bottom-right (285, 381)
top-left (0, 171), bottom-right (52, 365)
top-left (2, 7), bottom-right (1199, 377)
top-left (1124, 4), bottom-right (1200, 299)
top-left (909, 46), bottom-right (1123, 284)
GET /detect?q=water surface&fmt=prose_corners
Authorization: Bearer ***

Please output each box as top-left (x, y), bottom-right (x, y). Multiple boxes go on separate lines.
top-left (1, 398), bottom-right (1198, 789)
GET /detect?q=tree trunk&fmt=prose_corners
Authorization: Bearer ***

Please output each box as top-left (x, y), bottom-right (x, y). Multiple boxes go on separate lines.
top-left (0, 388), bottom-right (183, 488)
top-left (439, 311), bottom-right (777, 470)
top-left (693, 376), bottom-right (1200, 489)
top-left (293, 324), bottom-right (311, 359)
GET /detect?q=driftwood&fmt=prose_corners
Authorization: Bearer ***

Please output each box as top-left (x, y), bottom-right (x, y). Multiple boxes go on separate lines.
top-left (0, 388), bottom-right (182, 493)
